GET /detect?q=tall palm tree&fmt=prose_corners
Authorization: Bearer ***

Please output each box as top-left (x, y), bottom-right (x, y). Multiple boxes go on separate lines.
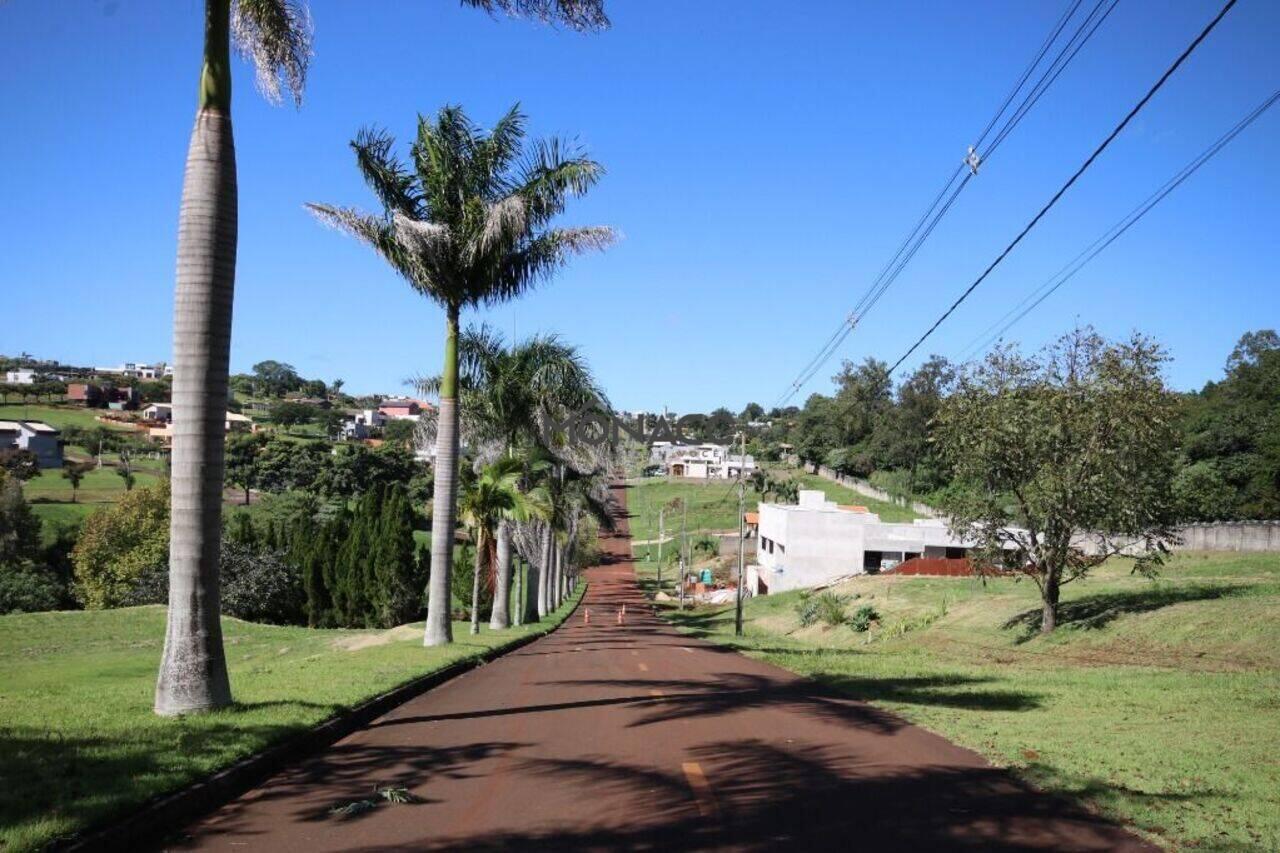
top-left (155, 0), bottom-right (311, 717)
top-left (420, 324), bottom-right (604, 627)
top-left (155, 0), bottom-right (607, 714)
top-left (309, 105), bottom-right (612, 646)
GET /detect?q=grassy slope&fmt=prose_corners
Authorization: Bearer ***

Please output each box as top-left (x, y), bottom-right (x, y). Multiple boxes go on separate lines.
top-left (0, 404), bottom-right (136, 432)
top-left (663, 552), bottom-right (1280, 850)
top-left (777, 469), bottom-right (922, 522)
top-left (0, 589), bottom-right (584, 852)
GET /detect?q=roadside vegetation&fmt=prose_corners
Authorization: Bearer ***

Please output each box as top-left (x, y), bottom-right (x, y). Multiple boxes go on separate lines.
top-left (664, 552), bottom-right (1280, 850)
top-left (0, 588), bottom-right (586, 853)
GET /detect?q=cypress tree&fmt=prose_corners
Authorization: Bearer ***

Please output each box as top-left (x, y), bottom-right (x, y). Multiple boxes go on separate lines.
top-left (372, 485), bottom-right (419, 627)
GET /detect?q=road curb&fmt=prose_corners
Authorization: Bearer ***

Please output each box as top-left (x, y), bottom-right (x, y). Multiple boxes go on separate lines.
top-left (58, 587), bottom-right (587, 853)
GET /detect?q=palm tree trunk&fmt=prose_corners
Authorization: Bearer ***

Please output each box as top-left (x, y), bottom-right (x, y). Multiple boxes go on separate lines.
top-left (513, 553), bottom-right (523, 627)
top-left (490, 520), bottom-right (512, 629)
top-left (537, 524), bottom-right (551, 619)
top-left (469, 536), bottom-right (484, 635)
top-left (424, 305), bottom-right (461, 646)
top-left (155, 0), bottom-right (236, 717)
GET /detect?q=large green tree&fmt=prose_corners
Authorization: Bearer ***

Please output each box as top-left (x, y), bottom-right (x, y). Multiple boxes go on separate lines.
top-left (934, 328), bottom-right (1180, 634)
top-left (309, 105), bottom-right (612, 646)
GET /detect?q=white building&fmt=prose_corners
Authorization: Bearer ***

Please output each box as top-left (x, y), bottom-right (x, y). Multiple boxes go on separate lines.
top-left (0, 420), bottom-right (63, 468)
top-left (750, 489), bottom-right (999, 594)
top-left (96, 362), bottom-right (171, 380)
top-left (142, 403), bottom-right (173, 422)
top-left (342, 408), bottom-right (387, 439)
top-left (665, 443), bottom-right (756, 479)
top-left (5, 369), bottom-right (36, 385)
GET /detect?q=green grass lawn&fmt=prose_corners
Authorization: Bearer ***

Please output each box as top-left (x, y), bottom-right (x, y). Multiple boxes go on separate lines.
top-left (22, 465), bottom-right (162, 539)
top-left (0, 588), bottom-right (584, 852)
top-left (0, 404), bottom-right (136, 432)
top-left (661, 552), bottom-right (1280, 850)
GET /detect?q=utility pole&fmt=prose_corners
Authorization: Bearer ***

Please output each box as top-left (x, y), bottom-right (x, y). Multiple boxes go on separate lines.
top-left (735, 430), bottom-right (746, 637)
top-left (657, 507), bottom-right (665, 595)
top-left (679, 498), bottom-right (687, 610)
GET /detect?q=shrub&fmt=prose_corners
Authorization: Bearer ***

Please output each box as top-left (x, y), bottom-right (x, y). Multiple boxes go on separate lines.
top-left (849, 603), bottom-right (880, 632)
top-left (124, 541), bottom-right (307, 625)
top-left (0, 564), bottom-right (64, 614)
top-left (220, 541), bottom-right (306, 625)
top-left (72, 481), bottom-right (170, 608)
top-left (814, 591), bottom-right (848, 627)
top-left (692, 534), bottom-right (720, 559)
top-left (796, 590), bottom-right (848, 627)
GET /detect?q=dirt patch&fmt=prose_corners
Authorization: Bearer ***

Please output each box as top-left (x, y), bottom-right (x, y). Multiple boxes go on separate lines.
top-left (331, 624), bottom-right (420, 652)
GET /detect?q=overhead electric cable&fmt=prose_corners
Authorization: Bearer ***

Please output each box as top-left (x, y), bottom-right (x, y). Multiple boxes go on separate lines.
top-left (887, 0), bottom-right (1238, 376)
top-left (959, 87), bottom-right (1280, 361)
top-left (773, 0), bottom-right (1118, 407)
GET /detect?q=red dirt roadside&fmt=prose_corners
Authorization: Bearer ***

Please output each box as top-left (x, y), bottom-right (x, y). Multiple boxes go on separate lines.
top-left (165, 484), bottom-right (1152, 851)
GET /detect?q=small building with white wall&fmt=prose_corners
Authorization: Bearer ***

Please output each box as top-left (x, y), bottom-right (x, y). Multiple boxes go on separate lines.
top-left (0, 420), bottom-right (63, 468)
top-left (750, 489), bottom-right (993, 594)
top-left (665, 443), bottom-right (755, 480)
top-left (5, 370), bottom-right (36, 385)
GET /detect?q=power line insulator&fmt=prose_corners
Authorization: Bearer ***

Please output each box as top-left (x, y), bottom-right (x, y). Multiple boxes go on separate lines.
top-left (965, 145), bottom-right (982, 175)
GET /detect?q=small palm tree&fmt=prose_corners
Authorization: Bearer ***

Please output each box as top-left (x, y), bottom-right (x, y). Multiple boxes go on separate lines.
top-left (309, 105), bottom-right (613, 646)
top-left (62, 464), bottom-right (85, 503)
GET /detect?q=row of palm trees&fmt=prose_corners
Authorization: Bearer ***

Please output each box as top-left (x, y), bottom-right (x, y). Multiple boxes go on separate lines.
top-left (430, 326), bottom-right (617, 636)
top-left (156, 0), bottom-right (611, 716)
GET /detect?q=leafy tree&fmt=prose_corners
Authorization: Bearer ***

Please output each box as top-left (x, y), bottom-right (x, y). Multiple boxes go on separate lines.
top-left (225, 431), bottom-right (266, 504)
top-left (0, 449), bottom-right (41, 482)
top-left (934, 328), bottom-right (1180, 634)
top-left (73, 481), bottom-right (170, 609)
top-left (252, 360), bottom-right (304, 398)
top-left (0, 471), bottom-right (42, 567)
top-left (740, 402), bottom-right (765, 422)
top-left (309, 104), bottom-right (613, 646)
top-left (370, 484), bottom-right (424, 627)
top-left (253, 437), bottom-right (327, 493)
top-left (269, 399), bottom-right (315, 428)
top-left (382, 418), bottom-right (416, 446)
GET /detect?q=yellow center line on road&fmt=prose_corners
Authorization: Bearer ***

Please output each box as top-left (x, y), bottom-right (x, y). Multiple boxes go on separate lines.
top-left (681, 762), bottom-right (719, 818)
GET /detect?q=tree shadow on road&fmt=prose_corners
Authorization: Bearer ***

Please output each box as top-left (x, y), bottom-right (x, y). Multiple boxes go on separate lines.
top-left (337, 738), bottom-right (1153, 852)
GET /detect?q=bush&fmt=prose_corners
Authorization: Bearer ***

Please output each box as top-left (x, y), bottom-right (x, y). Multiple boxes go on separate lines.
top-left (0, 564), bottom-right (64, 614)
top-left (849, 603), bottom-right (880, 632)
top-left (221, 541), bottom-right (306, 625)
top-left (692, 534), bottom-right (720, 559)
top-left (796, 590), bottom-right (848, 627)
top-left (124, 541), bottom-right (306, 625)
top-left (72, 481), bottom-right (169, 608)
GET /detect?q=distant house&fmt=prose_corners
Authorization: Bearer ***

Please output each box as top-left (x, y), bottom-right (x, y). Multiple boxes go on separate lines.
top-left (96, 362), bottom-right (170, 380)
top-left (147, 411), bottom-right (255, 446)
top-left (66, 383), bottom-right (104, 405)
top-left (104, 386), bottom-right (139, 411)
top-left (143, 403), bottom-right (173, 423)
top-left (341, 408), bottom-right (387, 440)
top-left (0, 420), bottom-right (63, 468)
top-left (665, 443), bottom-right (755, 479)
top-left (379, 399), bottom-right (433, 421)
top-left (5, 369), bottom-right (36, 385)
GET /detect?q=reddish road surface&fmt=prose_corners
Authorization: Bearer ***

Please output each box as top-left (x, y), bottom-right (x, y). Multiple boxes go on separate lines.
top-left (169, 485), bottom-right (1150, 851)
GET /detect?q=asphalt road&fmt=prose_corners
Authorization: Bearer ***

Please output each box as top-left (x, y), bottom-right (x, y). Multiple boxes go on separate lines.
top-left (168, 484), bottom-right (1151, 851)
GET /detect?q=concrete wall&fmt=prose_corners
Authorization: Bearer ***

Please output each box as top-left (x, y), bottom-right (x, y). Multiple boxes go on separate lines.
top-left (1176, 522), bottom-right (1280, 552)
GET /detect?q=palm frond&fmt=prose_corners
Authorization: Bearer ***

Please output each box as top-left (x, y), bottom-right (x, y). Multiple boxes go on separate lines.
top-left (476, 226), bottom-right (615, 307)
top-left (517, 139), bottom-right (606, 226)
top-left (232, 0), bottom-right (313, 106)
top-left (459, 0), bottom-right (610, 31)
top-left (352, 127), bottom-right (421, 216)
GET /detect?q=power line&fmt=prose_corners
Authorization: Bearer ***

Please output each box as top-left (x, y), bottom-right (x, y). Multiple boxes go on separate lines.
top-left (959, 87), bottom-right (1280, 361)
top-left (773, 0), bottom-right (1116, 408)
top-left (887, 0), bottom-right (1238, 377)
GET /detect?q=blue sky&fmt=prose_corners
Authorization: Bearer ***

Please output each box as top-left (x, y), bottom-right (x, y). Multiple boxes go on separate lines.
top-left (2, 0), bottom-right (1277, 412)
